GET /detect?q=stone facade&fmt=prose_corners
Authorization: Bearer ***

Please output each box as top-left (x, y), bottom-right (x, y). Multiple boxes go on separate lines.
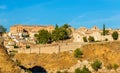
top-left (10, 24), bottom-right (54, 34)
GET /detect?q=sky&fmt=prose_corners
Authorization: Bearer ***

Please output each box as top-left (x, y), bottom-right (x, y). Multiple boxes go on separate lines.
top-left (0, 0), bottom-right (120, 31)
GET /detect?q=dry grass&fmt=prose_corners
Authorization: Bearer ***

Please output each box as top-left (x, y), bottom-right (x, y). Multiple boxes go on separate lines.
top-left (14, 52), bottom-right (77, 71)
top-left (82, 41), bottom-right (120, 66)
top-left (0, 46), bottom-right (21, 73)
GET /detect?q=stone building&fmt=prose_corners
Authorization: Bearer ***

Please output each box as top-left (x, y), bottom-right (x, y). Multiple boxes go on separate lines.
top-left (72, 26), bottom-right (114, 42)
top-left (10, 25), bottom-right (54, 34)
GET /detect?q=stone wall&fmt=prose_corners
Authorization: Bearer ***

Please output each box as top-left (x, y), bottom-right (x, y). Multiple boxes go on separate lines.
top-left (9, 42), bottom-right (83, 54)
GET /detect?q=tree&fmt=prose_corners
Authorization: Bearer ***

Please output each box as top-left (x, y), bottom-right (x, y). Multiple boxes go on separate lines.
top-left (51, 24), bottom-right (71, 41)
top-left (112, 31), bottom-right (118, 40)
top-left (91, 60), bottom-right (102, 71)
top-left (55, 24), bottom-right (59, 30)
top-left (74, 48), bottom-right (83, 58)
top-left (0, 25), bottom-right (6, 36)
top-left (83, 37), bottom-right (87, 42)
top-left (103, 24), bottom-right (105, 36)
top-left (88, 36), bottom-right (95, 42)
top-left (34, 30), bottom-right (51, 44)
top-left (62, 24), bottom-right (70, 29)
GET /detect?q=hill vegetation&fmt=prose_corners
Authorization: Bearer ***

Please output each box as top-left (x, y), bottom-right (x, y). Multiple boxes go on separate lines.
top-left (0, 46), bottom-right (21, 73)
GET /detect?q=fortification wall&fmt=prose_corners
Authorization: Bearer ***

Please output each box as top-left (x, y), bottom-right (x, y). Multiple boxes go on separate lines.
top-left (9, 42), bottom-right (83, 54)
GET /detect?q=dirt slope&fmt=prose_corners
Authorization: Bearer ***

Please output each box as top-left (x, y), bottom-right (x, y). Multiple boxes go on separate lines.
top-left (0, 46), bottom-right (21, 73)
top-left (82, 41), bottom-right (120, 66)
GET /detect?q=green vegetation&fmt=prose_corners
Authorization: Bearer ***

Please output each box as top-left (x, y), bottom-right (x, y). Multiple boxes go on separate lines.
top-left (83, 37), bottom-right (87, 42)
top-left (35, 29), bottom-right (51, 44)
top-left (103, 24), bottom-right (106, 36)
top-left (74, 48), bottom-right (83, 58)
top-left (35, 24), bottom-right (71, 44)
top-left (91, 59), bottom-right (102, 71)
top-left (113, 64), bottom-right (119, 70)
top-left (107, 63), bottom-right (119, 70)
top-left (75, 66), bottom-right (91, 73)
top-left (56, 70), bottom-right (61, 73)
top-left (105, 38), bottom-right (108, 41)
top-left (112, 31), bottom-right (118, 40)
top-left (0, 25), bottom-right (6, 36)
top-left (14, 45), bottom-right (19, 48)
top-left (0, 25), bottom-right (6, 32)
top-left (75, 68), bottom-right (81, 73)
top-left (88, 36), bottom-right (95, 42)
top-left (52, 24), bottom-right (71, 41)
top-left (26, 45), bottom-right (30, 49)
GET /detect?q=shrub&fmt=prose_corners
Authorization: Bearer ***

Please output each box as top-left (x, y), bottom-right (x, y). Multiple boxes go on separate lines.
top-left (88, 36), bottom-right (95, 42)
top-left (75, 66), bottom-right (91, 73)
top-left (75, 68), bottom-right (81, 73)
top-left (91, 60), bottom-right (102, 71)
top-left (56, 70), bottom-right (61, 73)
top-left (105, 38), bottom-right (108, 41)
top-left (26, 45), bottom-right (30, 49)
top-left (14, 45), bottom-right (19, 48)
top-left (74, 48), bottom-right (83, 58)
top-left (113, 64), bottom-right (119, 70)
top-left (112, 31), bottom-right (118, 40)
top-left (83, 37), bottom-right (87, 42)
top-left (107, 63), bottom-right (119, 70)
top-left (82, 66), bottom-right (91, 73)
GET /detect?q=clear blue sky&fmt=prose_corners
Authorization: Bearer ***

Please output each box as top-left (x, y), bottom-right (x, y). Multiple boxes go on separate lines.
top-left (0, 0), bottom-right (120, 31)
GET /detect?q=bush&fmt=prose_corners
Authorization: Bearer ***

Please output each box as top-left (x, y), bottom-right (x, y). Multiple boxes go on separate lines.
top-left (83, 37), bottom-right (87, 42)
top-left (75, 68), bottom-right (81, 73)
top-left (88, 36), bottom-right (95, 42)
top-left (56, 70), bottom-right (61, 73)
top-left (113, 64), bottom-right (119, 70)
top-left (75, 66), bottom-right (91, 73)
top-left (105, 38), bottom-right (108, 41)
top-left (107, 63), bottom-right (119, 70)
top-left (112, 31), bottom-right (118, 40)
top-left (91, 60), bottom-right (102, 71)
top-left (26, 45), bottom-right (30, 49)
top-left (14, 45), bottom-right (19, 48)
top-left (74, 48), bottom-right (83, 58)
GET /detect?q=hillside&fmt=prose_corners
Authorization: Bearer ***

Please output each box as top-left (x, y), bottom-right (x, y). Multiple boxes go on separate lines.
top-left (0, 46), bottom-right (22, 73)
top-left (82, 41), bottom-right (120, 66)
top-left (14, 52), bottom-right (77, 72)
top-left (14, 41), bottom-right (120, 73)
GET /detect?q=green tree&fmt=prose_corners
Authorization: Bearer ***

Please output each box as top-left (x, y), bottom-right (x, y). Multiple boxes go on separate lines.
top-left (62, 24), bottom-right (70, 29)
top-left (83, 37), bottom-right (87, 42)
top-left (0, 25), bottom-right (6, 32)
top-left (0, 25), bottom-right (6, 36)
top-left (51, 24), bottom-right (71, 41)
top-left (34, 30), bottom-right (51, 44)
top-left (74, 48), bottom-right (83, 58)
top-left (112, 31), bottom-right (118, 40)
top-left (55, 24), bottom-right (59, 30)
top-left (52, 29), bottom-right (60, 41)
top-left (91, 60), bottom-right (102, 71)
top-left (103, 24), bottom-right (105, 36)
top-left (88, 36), bottom-right (95, 42)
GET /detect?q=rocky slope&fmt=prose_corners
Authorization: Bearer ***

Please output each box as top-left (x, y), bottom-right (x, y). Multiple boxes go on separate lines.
top-left (0, 46), bottom-right (22, 73)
